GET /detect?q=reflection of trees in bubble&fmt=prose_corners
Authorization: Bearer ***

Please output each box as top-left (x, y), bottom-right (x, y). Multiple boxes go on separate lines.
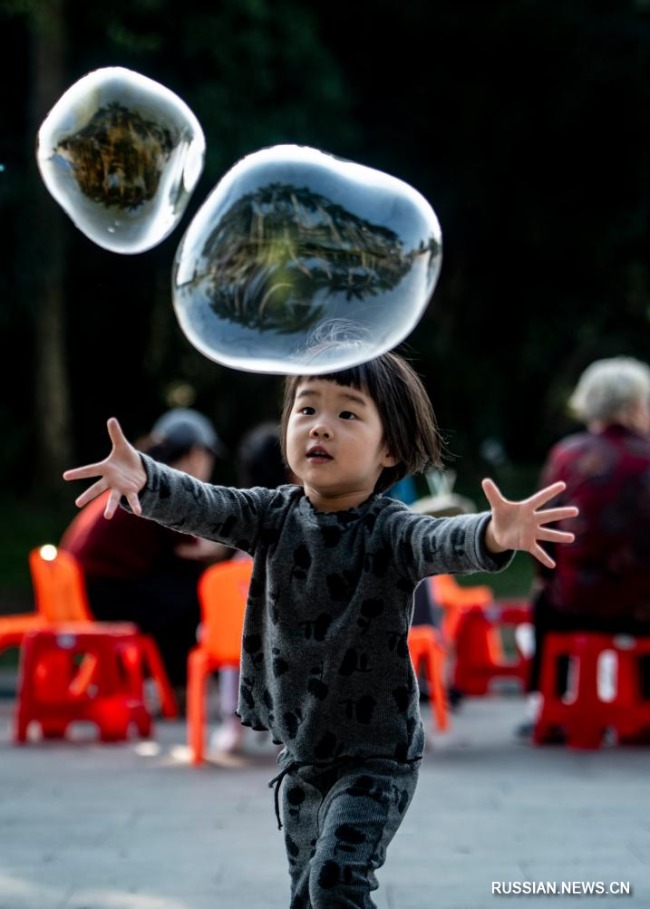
top-left (198, 182), bottom-right (438, 336)
top-left (56, 102), bottom-right (175, 209)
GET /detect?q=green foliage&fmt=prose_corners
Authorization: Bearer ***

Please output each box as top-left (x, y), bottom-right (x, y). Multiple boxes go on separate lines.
top-left (1, 0), bottom-right (650, 563)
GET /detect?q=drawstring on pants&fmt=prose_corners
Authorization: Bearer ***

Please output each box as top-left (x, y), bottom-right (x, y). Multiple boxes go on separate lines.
top-left (268, 764), bottom-right (296, 830)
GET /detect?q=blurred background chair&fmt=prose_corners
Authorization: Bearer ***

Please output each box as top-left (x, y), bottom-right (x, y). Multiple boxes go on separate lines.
top-left (14, 622), bottom-right (153, 743)
top-left (0, 543), bottom-right (90, 662)
top-left (22, 544), bottom-right (178, 718)
top-left (187, 558), bottom-right (253, 765)
top-left (428, 573), bottom-right (494, 644)
top-left (407, 625), bottom-right (449, 733)
top-left (450, 599), bottom-right (533, 697)
top-left (533, 631), bottom-right (650, 749)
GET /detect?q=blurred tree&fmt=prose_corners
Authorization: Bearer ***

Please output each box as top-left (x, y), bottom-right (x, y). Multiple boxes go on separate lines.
top-left (0, 0), bottom-right (356, 493)
top-left (1, 0), bottom-right (650, 504)
top-left (316, 0), bottom-right (650, 469)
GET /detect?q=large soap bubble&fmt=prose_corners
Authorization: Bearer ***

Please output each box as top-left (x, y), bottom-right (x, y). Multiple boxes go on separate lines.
top-left (172, 144), bottom-right (442, 374)
top-left (36, 67), bottom-right (205, 254)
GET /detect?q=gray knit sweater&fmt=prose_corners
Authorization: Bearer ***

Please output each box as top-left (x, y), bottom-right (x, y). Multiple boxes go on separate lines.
top-left (136, 456), bottom-right (513, 768)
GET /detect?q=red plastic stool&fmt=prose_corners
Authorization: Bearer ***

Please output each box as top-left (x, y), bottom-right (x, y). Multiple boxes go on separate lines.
top-left (14, 623), bottom-right (153, 743)
top-left (533, 632), bottom-right (650, 749)
top-left (610, 636), bottom-right (650, 743)
top-left (451, 601), bottom-right (532, 696)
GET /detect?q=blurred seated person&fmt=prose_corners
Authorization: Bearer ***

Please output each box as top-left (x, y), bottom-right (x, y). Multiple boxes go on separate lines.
top-left (522, 356), bottom-right (650, 732)
top-left (60, 408), bottom-right (232, 697)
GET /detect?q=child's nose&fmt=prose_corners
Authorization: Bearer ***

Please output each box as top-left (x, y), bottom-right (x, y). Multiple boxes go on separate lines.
top-left (309, 421), bottom-right (332, 439)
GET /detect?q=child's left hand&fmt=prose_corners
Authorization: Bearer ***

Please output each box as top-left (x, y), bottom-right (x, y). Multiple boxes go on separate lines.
top-left (481, 478), bottom-right (578, 569)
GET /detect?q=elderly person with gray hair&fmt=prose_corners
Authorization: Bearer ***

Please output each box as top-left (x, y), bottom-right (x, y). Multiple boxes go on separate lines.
top-left (520, 356), bottom-right (650, 735)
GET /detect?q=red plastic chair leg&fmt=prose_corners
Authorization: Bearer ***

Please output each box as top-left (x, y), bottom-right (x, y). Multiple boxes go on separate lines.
top-left (139, 634), bottom-right (179, 719)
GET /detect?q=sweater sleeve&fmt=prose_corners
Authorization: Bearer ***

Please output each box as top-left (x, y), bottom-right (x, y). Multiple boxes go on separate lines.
top-left (383, 505), bottom-right (514, 583)
top-left (122, 454), bottom-right (271, 552)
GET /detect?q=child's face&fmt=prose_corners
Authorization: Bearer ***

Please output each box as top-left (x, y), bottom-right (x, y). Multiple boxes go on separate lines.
top-left (285, 378), bottom-right (397, 512)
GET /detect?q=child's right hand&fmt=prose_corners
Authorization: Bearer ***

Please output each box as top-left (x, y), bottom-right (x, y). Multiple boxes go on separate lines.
top-left (62, 417), bottom-right (146, 519)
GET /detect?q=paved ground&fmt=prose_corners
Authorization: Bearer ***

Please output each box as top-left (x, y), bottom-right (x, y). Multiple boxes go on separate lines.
top-left (0, 673), bottom-right (649, 909)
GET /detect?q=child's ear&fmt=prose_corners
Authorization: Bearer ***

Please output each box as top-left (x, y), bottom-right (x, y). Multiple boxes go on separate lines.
top-left (381, 448), bottom-right (399, 468)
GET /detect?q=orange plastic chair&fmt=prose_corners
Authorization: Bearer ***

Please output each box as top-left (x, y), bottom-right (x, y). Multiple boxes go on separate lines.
top-left (187, 559), bottom-right (253, 765)
top-left (0, 609), bottom-right (48, 659)
top-left (407, 625), bottom-right (449, 732)
top-left (23, 544), bottom-right (178, 718)
top-left (0, 544), bottom-right (87, 661)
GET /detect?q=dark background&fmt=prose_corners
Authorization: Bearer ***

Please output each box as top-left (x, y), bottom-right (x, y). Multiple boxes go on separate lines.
top-left (1, 0), bottom-right (650, 601)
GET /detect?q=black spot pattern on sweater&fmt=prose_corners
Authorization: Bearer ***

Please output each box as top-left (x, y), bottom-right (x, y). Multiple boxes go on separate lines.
top-left (291, 543), bottom-right (311, 579)
top-left (272, 649), bottom-right (290, 677)
top-left (321, 525), bottom-right (343, 547)
top-left (313, 730), bottom-right (339, 760)
top-left (262, 688), bottom-right (275, 722)
top-left (326, 571), bottom-right (354, 601)
top-left (357, 598), bottom-right (383, 630)
top-left (342, 694), bottom-right (375, 723)
top-left (284, 709), bottom-right (303, 739)
top-left (299, 613), bottom-right (331, 641)
top-left (318, 859), bottom-right (352, 890)
top-left (285, 832), bottom-right (300, 860)
top-left (240, 678), bottom-right (255, 709)
top-left (308, 667), bottom-right (328, 699)
top-left (333, 823), bottom-right (365, 853)
top-left (260, 525), bottom-right (282, 546)
top-left (242, 633), bottom-right (262, 656)
top-left (387, 629), bottom-right (409, 658)
top-left (365, 546), bottom-right (392, 578)
top-left (392, 686), bottom-right (410, 713)
top-left (338, 649), bottom-right (371, 676)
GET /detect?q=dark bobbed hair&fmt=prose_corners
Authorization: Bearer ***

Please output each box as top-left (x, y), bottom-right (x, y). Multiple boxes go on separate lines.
top-left (280, 350), bottom-right (444, 493)
top-left (237, 421), bottom-right (290, 488)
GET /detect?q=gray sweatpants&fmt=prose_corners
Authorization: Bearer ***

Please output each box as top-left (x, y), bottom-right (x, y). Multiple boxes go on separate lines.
top-left (277, 758), bottom-right (420, 909)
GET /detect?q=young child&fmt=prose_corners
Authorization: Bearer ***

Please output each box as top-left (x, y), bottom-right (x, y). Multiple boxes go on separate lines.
top-left (63, 350), bottom-right (577, 909)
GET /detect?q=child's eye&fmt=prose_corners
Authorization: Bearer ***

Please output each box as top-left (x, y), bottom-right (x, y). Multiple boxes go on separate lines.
top-left (298, 406), bottom-right (315, 415)
top-left (339, 411), bottom-right (357, 420)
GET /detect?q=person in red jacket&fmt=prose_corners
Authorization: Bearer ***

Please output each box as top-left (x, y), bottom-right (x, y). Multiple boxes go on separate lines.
top-left (60, 408), bottom-right (231, 696)
top-left (521, 355), bottom-right (650, 734)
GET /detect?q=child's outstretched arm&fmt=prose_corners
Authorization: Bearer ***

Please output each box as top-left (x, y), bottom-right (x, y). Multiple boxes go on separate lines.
top-left (62, 417), bottom-right (146, 519)
top-left (480, 478), bottom-right (578, 569)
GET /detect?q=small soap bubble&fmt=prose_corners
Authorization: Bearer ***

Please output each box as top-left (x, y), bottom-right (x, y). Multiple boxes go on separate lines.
top-left (172, 144), bottom-right (442, 375)
top-left (36, 66), bottom-right (206, 254)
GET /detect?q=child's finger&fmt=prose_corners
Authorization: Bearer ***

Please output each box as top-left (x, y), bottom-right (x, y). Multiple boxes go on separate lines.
top-left (537, 506), bottom-right (579, 523)
top-left (63, 462), bottom-right (105, 482)
top-left (106, 416), bottom-right (126, 447)
top-left (532, 543), bottom-right (556, 569)
top-left (74, 478), bottom-right (108, 508)
top-left (480, 477), bottom-right (502, 505)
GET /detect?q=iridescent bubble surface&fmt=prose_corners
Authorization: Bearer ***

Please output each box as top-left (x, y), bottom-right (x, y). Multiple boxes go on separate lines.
top-left (172, 144), bottom-right (442, 374)
top-left (36, 67), bottom-right (206, 254)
